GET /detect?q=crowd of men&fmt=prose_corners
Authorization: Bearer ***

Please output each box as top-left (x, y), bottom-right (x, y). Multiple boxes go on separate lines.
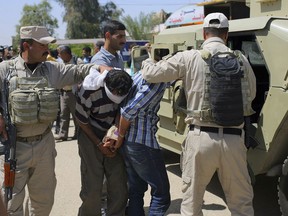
top-left (0, 45), bottom-right (15, 62)
top-left (0, 13), bottom-right (256, 216)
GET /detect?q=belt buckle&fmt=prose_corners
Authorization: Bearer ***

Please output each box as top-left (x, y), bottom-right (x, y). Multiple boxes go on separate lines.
top-left (18, 134), bottom-right (43, 143)
top-left (26, 134), bottom-right (41, 142)
top-left (32, 134), bottom-right (42, 142)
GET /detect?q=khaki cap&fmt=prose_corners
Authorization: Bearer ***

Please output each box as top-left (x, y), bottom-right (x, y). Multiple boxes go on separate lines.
top-left (20, 26), bottom-right (56, 44)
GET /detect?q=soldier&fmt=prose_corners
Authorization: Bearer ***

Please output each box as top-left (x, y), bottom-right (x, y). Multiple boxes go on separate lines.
top-left (0, 26), bottom-right (108, 215)
top-left (141, 13), bottom-right (256, 216)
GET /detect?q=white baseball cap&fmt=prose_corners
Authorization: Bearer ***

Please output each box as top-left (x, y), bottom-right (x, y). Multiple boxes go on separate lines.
top-left (203, 13), bottom-right (229, 29)
top-left (20, 26), bottom-right (56, 44)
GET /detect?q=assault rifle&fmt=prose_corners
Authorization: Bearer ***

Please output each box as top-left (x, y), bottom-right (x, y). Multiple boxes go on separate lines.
top-left (0, 77), bottom-right (17, 206)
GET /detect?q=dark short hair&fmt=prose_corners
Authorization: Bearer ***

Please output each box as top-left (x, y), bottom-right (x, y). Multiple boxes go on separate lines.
top-left (103, 20), bottom-right (126, 38)
top-left (82, 46), bottom-right (91, 53)
top-left (204, 19), bottom-right (228, 37)
top-left (203, 27), bottom-right (228, 37)
top-left (104, 69), bottom-right (132, 96)
top-left (58, 45), bottom-right (72, 55)
top-left (49, 49), bottom-right (58, 58)
top-left (95, 40), bottom-right (104, 49)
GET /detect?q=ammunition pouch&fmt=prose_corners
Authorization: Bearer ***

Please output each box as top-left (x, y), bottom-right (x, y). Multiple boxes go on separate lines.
top-left (9, 77), bottom-right (59, 126)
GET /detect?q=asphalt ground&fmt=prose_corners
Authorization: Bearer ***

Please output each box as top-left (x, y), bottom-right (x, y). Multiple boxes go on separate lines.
top-left (49, 122), bottom-right (282, 216)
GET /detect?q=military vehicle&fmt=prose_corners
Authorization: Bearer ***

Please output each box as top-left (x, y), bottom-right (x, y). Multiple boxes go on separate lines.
top-left (130, 0), bottom-right (288, 214)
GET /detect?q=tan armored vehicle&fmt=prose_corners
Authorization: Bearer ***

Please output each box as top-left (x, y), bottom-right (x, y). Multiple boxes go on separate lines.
top-left (131, 0), bottom-right (288, 214)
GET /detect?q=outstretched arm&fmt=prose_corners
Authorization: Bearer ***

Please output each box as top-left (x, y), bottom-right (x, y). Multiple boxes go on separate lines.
top-left (141, 52), bottom-right (186, 83)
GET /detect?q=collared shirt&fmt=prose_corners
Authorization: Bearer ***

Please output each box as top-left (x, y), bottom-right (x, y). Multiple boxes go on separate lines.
top-left (75, 86), bottom-right (118, 133)
top-left (141, 37), bottom-right (256, 128)
top-left (0, 55), bottom-right (95, 137)
top-left (121, 72), bottom-right (167, 149)
top-left (91, 47), bottom-right (124, 69)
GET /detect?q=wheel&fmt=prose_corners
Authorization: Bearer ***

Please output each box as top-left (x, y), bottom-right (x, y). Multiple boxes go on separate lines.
top-left (278, 157), bottom-right (288, 216)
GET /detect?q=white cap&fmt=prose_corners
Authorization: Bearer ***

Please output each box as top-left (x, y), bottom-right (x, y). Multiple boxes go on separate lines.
top-left (20, 26), bottom-right (56, 44)
top-left (203, 13), bottom-right (229, 29)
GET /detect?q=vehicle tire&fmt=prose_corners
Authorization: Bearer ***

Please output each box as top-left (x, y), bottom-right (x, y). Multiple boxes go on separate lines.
top-left (278, 157), bottom-right (288, 216)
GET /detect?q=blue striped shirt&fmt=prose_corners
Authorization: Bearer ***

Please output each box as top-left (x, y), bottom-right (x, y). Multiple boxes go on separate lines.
top-left (91, 47), bottom-right (124, 69)
top-left (121, 72), bottom-right (167, 149)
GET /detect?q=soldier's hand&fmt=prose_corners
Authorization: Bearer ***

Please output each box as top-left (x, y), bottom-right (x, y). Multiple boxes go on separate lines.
top-left (0, 116), bottom-right (8, 141)
top-left (99, 65), bottom-right (112, 73)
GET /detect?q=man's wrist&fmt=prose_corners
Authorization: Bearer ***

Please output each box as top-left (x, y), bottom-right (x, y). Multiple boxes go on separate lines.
top-left (117, 128), bottom-right (126, 138)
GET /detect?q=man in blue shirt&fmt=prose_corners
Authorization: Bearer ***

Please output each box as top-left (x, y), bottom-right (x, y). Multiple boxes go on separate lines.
top-left (115, 72), bottom-right (171, 216)
top-left (91, 20), bottom-right (126, 69)
top-left (90, 19), bottom-right (127, 215)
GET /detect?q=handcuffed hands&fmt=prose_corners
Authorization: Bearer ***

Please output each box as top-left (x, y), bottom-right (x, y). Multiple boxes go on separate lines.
top-left (98, 142), bottom-right (116, 158)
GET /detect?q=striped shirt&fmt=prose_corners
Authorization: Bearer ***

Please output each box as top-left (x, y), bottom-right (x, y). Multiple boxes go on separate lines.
top-left (75, 85), bottom-right (119, 132)
top-left (121, 72), bottom-right (167, 149)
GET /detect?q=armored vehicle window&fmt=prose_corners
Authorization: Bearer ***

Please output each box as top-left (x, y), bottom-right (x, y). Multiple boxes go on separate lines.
top-left (242, 41), bottom-right (265, 66)
top-left (140, 49), bottom-right (148, 56)
top-left (154, 49), bottom-right (170, 61)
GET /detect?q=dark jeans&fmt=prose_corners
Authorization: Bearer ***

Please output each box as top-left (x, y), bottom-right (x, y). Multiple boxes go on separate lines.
top-left (122, 141), bottom-right (171, 216)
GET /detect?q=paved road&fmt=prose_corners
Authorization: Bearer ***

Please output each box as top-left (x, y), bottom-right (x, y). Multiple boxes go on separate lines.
top-left (50, 125), bottom-right (282, 216)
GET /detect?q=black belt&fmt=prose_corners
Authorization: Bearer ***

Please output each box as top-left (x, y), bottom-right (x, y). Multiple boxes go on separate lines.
top-left (189, 125), bottom-right (242, 136)
top-left (17, 127), bottom-right (51, 142)
top-left (61, 89), bottom-right (72, 93)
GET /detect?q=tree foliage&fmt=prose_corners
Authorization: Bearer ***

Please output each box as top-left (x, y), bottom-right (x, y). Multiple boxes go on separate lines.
top-left (14, 0), bottom-right (58, 46)
top-left (121, 12), bottom-right (164, 41)
top-left (54, 0), bottom-right (123, 39)
top-left (100, 2), bottom-right (123, 22)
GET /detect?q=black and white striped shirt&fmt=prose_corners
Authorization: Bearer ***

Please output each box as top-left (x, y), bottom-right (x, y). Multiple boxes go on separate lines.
top-left (75, 85), bottom-right (119, 132)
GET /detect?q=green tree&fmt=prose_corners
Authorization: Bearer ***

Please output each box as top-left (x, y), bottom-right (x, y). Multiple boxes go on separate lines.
top-left (121, 11), bottom-right (164, 41)
top-left (99, 2), bottom-right (123, 23)
top-left (54, 0), bottom-right (123, 39)
top-left (14, 0), bottom-right (58, 46)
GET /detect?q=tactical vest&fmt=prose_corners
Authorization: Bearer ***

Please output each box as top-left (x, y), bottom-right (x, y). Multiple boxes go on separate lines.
top-left (193, 49), bottom-right (253, 126)
top-left (8, 62), bottom-right (59, 126)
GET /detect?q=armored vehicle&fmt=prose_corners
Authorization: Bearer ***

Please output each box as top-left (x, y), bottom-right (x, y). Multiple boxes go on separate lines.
top-left (131, 0), bottom-right (288, 214)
